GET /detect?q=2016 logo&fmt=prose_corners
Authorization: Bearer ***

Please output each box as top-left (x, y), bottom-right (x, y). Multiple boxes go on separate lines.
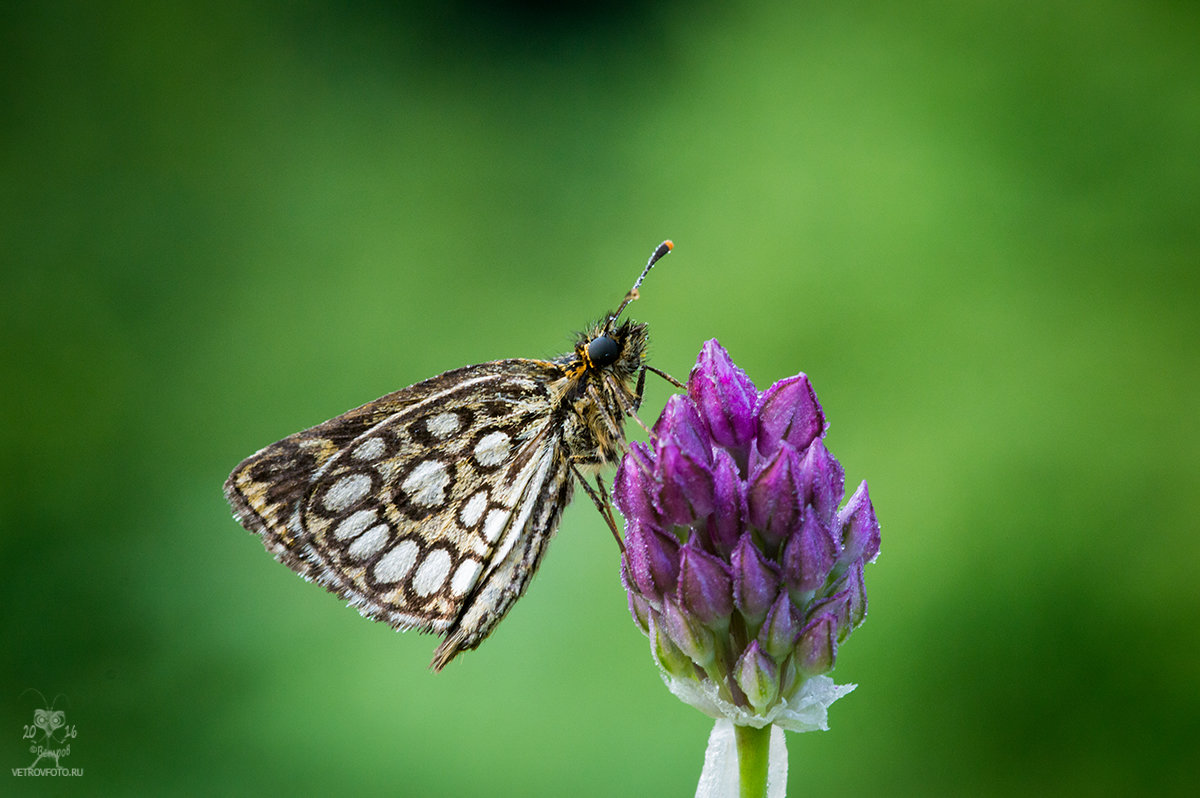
top-left (12, 690), bottom-right (83, 778)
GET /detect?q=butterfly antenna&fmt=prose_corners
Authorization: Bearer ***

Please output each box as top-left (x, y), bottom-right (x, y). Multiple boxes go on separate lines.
top-left (607, 240), bottom-right (673, 329)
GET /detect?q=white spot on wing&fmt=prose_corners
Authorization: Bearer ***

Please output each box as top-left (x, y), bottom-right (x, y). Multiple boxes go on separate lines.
top-left (334, 508), bottom-right (377, 540)
top-left (426, 412), bottom-right (461, 438)
top-left (473, 431), bottom-right (511, 467)
top-left (401, 460), bottom-right (450, 507)
top-left (460, 490), bottom-right (489, 528)
top-left (323, 472), bottom-right (371, 513)
top-left (348, 523), bottom-right (390, 560)
top-left (412, 548), bottom-right (452, 596)
top-left (373, 539), bottom-right (419, 584)
top-left (352, 437), bottom-right (386, 461)
top-left (482, 508), bottom-right (509, 544)
top-left (450, 559), bottom-right (482, 597)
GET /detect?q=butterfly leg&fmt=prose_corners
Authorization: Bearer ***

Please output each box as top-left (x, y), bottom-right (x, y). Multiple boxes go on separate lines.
top-left (647, 364), bottom-right (685, 390)
top-left (601, 375), bottom-right (658, 439)
top-left (569, 459), bottom-right (625, 551)
top-left (633, 365), bottom-right (648, 411)
top-left (586, 380), bottom-right (649, 442)
top-left (627, 363), bottom-right (683, 419)
top-left (593, 474), bottom-right (618, 532)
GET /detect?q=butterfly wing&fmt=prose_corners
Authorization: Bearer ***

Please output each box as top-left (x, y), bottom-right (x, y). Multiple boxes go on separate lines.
top-left (225, 359), bottom-right (574, 666)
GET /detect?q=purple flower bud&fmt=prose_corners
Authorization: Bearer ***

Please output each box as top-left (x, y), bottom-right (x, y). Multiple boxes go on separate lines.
top-left (754, 373), bottom-right (826, 459)
top-left (747, 442), bottom-right (804, 552)
top-left (653, 396), bottom-right (716, 525)
top-left (795, 613), bottom-right (838, 677)
top-left (733, 640), bottom-right (780, 714)
top-left (653, 394), bottom-right (714, 467)
top-left (622, 520), bottom-right (680, 603)
top-left (625, 574), bottom-right (652, 634)
top-left (706, 449), bottom-right (746, 558)
top-left (657, 441), bottom-right (715, 526)
top-left (805, 588), bottom-right (852, 642)
top-left (796, 439), bottom-right (845, 528)
top-left (687, 339), bottom-right (758, 458)
top-left (828, 557), bottom-right (868, 632)
top-left (616, 339), bottom-right (881, 727)
top-left (662, 596), bottom-right (717, 667)
top-left (758, 590), bottom-right (801, 661)
top-left (837, 480), bottom-right (880, 564)
top-left (778, 653), bottom-right (802, 700)
top-left (613, 441), bottom-right (661, 529)
top-left (730, 533), bottom-right (780, 628)
top-left (781, 512), bottom-right (838, 596)
top-left (676, 542), bottom-right (733, 627)
top-left (649, 612), bottom-right (695, 679)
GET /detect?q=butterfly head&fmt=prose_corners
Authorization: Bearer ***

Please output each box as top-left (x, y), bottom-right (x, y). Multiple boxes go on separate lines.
top-left (572, 318), bottom-right (649, 384)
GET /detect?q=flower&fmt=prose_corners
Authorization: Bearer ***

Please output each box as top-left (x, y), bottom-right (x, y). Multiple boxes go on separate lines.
top-left (616, 340), bottom-right (880, 742)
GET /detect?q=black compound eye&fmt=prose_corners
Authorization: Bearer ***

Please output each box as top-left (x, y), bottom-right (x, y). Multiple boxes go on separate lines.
top-left (587, 335), bottom-right (621, 368)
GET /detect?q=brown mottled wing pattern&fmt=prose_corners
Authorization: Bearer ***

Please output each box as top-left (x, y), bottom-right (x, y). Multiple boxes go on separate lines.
top-left (224, 359), bottom-right (574, 666)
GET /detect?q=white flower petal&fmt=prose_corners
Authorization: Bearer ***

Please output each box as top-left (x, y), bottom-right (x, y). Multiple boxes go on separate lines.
top-left (695, 720), bottom-right (737, 798)
top-left (695, 719), bottom-right (789, 798)
top-left (659, 669), bottom-right (855, 733)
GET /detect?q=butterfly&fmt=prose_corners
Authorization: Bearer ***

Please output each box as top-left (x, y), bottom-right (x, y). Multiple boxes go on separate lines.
top-left (224, 241), bottom-right (677, 670)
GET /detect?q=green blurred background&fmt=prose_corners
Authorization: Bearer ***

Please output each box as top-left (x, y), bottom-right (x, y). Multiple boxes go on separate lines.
top-left (3, 2), bottom-right (1197, 795)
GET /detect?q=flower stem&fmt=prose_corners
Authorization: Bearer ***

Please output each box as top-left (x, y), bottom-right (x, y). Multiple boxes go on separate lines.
top-left (733, 723), bottom-right (772, 798)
